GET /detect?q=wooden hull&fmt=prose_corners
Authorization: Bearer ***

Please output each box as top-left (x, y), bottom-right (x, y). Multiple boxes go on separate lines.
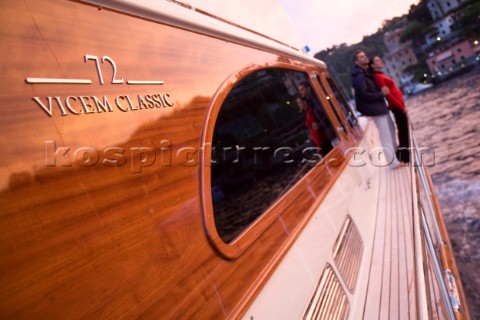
top-left (0, 0), bottom-right (350, 318)
top-left (0, 1), bottom-right (469, 319)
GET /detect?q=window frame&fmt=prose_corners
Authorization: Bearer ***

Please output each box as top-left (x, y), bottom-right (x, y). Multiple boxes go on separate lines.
top-left (313, 74), bottom-right (350, 141)
top-left (200, 63), bottom-right (344, 259)
top-left (318, 73), bottom-right (359, 135)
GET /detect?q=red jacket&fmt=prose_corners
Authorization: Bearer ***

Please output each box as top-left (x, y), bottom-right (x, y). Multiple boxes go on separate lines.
top-left (305, 107), bottom-right (326, 148)
top-left (372, 71), bottom-right (405, 111)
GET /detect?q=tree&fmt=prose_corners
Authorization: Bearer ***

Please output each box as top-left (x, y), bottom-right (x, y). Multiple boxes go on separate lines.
top-left (400, 21), bottom-right (438, 47)
top-left (379, 16), bottom-right (407, 33)
top-left (312, 0), bottom-right (439, 96)
top-left (406, 0), bottom-right (433, 24)
top-left (400, 1), bottom-right (436, 46)
top-left (457, 0), bottom-right (480, 37)
top-left (403, 62), bottom-right (430, 83)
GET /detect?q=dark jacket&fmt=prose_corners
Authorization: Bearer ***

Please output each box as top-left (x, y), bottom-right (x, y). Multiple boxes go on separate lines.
top-left (351, 65), bottom-right (388, 116)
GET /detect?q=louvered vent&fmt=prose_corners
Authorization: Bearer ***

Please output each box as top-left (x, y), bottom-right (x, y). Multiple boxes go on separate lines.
top-left (303, 264), bottom-right (349, 320)
top-left (333, 215), bottom-right (363, 291)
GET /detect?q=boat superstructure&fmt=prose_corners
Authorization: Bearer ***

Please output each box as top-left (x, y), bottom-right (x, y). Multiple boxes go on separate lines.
top-left (0, 0), bottom-right (470, 319)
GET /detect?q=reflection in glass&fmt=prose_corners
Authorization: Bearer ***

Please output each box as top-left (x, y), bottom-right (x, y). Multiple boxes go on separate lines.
top-left (325, 77), bottom-right (358, 128)
top-left (211, 68), bottom-right (337, 243)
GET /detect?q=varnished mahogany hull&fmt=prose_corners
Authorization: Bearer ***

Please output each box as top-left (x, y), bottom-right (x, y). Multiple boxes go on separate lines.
top-left (0, 1), bottom-right (362, 318)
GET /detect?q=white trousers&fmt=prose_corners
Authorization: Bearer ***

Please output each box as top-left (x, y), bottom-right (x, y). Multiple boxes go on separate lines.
top-left (372, 114), bottom-right (400, 167)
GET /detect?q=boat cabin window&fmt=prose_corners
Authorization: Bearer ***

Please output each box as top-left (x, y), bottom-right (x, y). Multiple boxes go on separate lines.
top-left (324, 76), bottom-right (358, 128)
top-left (211, 68), bottom-right (338, 243)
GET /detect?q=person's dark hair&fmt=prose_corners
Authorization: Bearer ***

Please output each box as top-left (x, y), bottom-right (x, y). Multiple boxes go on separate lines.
top-left (298, 81), bottom-right (310, 90)
top-left (352, 49), bottom-right (364, 64)
top-left (369, 55), bottom-right (380, 72)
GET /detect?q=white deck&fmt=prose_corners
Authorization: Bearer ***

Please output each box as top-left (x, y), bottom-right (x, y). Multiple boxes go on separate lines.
top-left (362, 165), bottom-right (418, 319)
top-left (244, 119), bottom-right (422, 320)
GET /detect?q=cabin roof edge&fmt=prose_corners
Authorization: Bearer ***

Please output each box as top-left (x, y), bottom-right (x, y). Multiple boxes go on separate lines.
top-left (81, 0), bottom-right (327, 69)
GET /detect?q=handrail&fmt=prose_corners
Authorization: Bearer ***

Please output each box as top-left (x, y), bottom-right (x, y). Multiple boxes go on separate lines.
top-left (420, 211), bottom-right (456, 319)
top-left (409, 121), bottom-right (470, 320)
top-left (410, 125), bottom-right (429, 320)
top-left (411, 133), bottom-right (445, 245)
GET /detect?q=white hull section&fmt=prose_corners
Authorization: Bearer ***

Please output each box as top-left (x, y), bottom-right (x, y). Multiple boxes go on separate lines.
top-left (244, 118), bottom-right (416, 319)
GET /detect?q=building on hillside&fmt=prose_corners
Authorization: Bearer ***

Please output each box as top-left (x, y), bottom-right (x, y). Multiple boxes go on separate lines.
top-left (426, 0), bottom-right (465, 20)
top-left (424, 14), bottom-right (459, 46)
top-left (426, 39), bottom-right (480, 76)
top-left (379, 0), bottom-right (478, 88)
top-left (382, 28), bottom-right (419, 88)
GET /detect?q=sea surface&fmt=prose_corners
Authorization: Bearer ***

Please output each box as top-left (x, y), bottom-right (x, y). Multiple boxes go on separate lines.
top-left (406, 67), bottom-right (480, 319)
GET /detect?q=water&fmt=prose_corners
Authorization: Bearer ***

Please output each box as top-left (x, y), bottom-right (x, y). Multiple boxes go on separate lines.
top-left (406, 67), bottom-right (480, 319)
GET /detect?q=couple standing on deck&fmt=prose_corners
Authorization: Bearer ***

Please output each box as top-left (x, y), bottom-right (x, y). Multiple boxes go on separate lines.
top-left (352, 49), bottom-right (410, 168)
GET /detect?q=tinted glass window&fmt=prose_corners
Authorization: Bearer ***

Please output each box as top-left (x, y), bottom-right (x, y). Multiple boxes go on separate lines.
top-left (316, 76), bottom-right (347, 134)
top-left (211, 68), bottom-right (338, 243)
top-left (326, 77), bottom-right (358, 128)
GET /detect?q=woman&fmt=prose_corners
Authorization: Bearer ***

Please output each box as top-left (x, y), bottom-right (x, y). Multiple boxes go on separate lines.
top-left (369, 56), bottom-right (410, 163)
top-left (294, 94), bottom-right (331, 155)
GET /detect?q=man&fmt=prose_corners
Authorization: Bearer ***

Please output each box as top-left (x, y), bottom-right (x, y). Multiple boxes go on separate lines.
top-left (351, 49), bottom-right (400, 168)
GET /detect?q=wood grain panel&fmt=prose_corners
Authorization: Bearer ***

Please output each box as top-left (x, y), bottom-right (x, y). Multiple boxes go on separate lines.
top-left (0, 0), bottom-right (361, 319)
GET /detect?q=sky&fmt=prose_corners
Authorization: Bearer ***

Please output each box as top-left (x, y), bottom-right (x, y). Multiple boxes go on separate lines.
top-left (187, 0), bottom-right (420, 55)
top-left (279, 0), bottom-right (421, 53)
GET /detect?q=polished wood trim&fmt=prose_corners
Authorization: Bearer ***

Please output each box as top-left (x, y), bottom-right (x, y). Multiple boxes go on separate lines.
top-left (319, 74), bottom-right (350, 125)
top-left (318, 72), bottom-right (363, 140)
top-left (81, 0), bottom-right (328, 69)
top-left (422, 163), bottom-right (471, 320)
top-left (312, 72), bottom-right (350, 141)
top-left (199, 62), bottom-right (351, 259)
top-left (229, 139), bottom-right (358, 319)
top-left (0, 1), bottom-right (384, 319)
